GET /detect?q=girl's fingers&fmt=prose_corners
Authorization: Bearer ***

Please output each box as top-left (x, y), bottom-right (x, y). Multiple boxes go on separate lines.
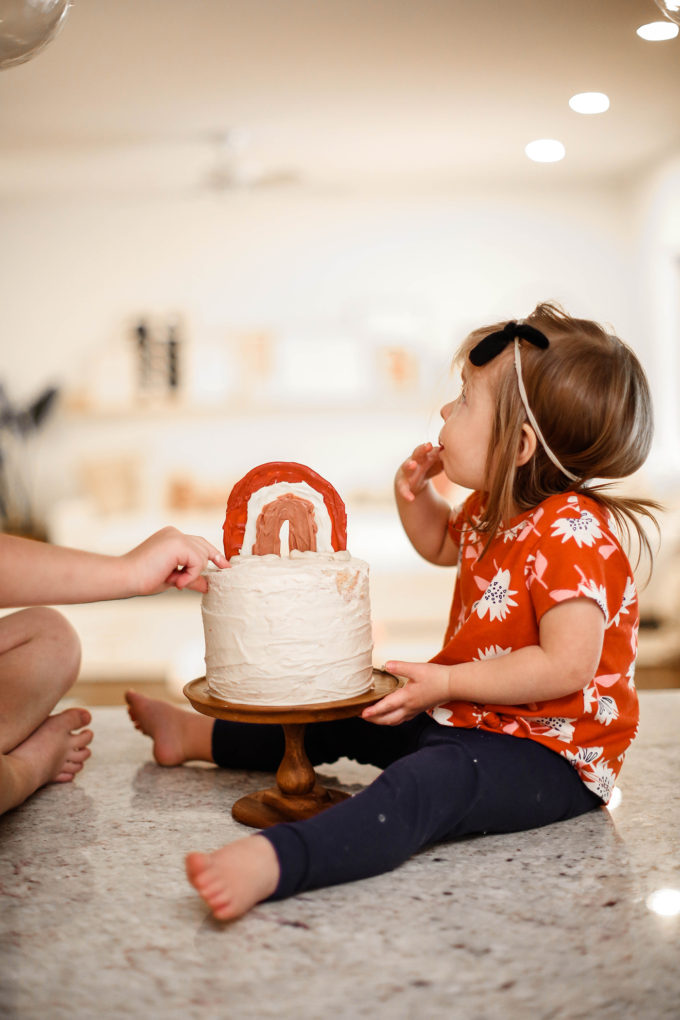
top-left (363, 691), bottom-right (403, 719)
top-left (395, 481), bottom-right (415, 503)
top-left (363, 687), bottom-right (417, 725)
top-left (384, 659), bottom-right (421, 680)
top-left (415, 441), bottom-right (433, 456)
top-left (368, 711), bottom-right (407, 726)
top-left (363, 707), bottom-right (407, 726)
top-left (396, 441), bottom-right (440, 502)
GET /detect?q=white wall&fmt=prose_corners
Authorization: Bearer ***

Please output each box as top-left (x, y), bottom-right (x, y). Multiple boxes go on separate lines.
top-left (1, 180), bottom-right (639, 397)
top-left (0, 171), bottom-right (663, 539)
top-left (629, 155), bottom-right (680, 486)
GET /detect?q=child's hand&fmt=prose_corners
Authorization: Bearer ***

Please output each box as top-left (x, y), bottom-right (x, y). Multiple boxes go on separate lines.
top-left (395, 443), bottom-right (444, 503)
top-left (123, 527), bottom-right (229, 596)
top-left (362, 660), bottom-right (452, 725)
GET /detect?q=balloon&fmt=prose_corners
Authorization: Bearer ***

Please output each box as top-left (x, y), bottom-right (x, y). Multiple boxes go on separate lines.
top-left (0, 0), bottom-right (71, 70)
top-left (654, 0), bottom-right (680, 25)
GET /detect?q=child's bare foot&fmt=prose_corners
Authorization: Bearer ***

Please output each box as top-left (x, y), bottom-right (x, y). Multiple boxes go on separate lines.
top-left (186, 835), bottom-right (280, 921)
top-left (125, 689), bottom-right (213, 766)
top-left (9, 707), bottom-right (93, 789)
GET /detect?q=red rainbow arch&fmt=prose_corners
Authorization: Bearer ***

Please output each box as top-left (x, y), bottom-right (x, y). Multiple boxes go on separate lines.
top-left (222, 461), bottom-right (348, 560)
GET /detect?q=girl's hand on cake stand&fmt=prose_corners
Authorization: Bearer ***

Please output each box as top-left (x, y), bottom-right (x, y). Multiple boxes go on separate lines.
top-left (362, 660), bottom-right (452, 725)
top-left (395, 443), bottom-right (444, 503)
top-left (123, 527), bottom-right (229, 596)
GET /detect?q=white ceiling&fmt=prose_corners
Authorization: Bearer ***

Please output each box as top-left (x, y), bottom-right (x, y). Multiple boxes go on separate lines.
top-left (1, 0), bottom-right (679, 195)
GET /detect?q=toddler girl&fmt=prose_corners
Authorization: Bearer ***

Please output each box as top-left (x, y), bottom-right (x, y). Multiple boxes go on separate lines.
top-left (127, 302), bottom-right (659, 921)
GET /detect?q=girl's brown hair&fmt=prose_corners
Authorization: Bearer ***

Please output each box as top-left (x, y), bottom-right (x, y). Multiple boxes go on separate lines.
top-left (456, 302), bottom-right (660, 571)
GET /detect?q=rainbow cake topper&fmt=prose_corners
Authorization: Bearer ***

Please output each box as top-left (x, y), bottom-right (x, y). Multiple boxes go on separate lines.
top-left (222, 462), bottom-right (348, 560)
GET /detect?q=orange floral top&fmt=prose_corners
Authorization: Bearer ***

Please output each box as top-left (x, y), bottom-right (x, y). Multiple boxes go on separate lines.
top-left (429, 491), bottom-right (640, 803)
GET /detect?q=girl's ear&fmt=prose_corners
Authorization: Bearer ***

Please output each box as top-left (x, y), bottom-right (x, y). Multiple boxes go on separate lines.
top-left (517, 424), bottom-right (537, 467)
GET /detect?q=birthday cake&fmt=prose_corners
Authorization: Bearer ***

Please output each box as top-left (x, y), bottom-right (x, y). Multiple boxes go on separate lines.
top-left (201, 462), bottom-right (374, 706)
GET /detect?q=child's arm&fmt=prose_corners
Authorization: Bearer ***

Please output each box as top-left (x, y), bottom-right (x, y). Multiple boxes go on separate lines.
top-left (395, 442), bottom-right (459, 566)
top-left (0, 528), bottom-right (228, 609)
top-left (364, 598), bottom-right (604, 725)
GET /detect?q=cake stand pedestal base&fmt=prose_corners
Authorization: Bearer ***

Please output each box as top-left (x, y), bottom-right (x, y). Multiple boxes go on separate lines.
top-left (183, 669), bottom-right (400, 828)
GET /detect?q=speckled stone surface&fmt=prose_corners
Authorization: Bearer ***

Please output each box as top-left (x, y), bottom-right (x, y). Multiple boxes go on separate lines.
top-left (1, 692), bottom-right (678, 1019)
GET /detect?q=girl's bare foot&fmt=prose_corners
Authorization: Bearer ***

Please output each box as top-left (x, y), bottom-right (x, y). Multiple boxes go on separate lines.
top-left (125, 689), bottom-right (213, 766)
top-left (186, 835), bottom-right (280, 921)
top-left (1, 707), bottom-right (93, 815)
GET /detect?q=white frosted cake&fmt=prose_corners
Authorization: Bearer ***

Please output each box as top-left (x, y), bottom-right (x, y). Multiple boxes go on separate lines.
top-left (201, 461), bottom-right (374, 707)
top-left (202, 550), bottom-right (373, 706)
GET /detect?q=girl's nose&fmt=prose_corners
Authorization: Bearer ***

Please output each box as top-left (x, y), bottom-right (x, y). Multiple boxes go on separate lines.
top-left (440, 401), bottom-right (453, 420)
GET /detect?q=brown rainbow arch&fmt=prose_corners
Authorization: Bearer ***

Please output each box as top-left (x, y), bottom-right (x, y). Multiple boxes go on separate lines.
top-left (222, 461), bottom-right (348, 560)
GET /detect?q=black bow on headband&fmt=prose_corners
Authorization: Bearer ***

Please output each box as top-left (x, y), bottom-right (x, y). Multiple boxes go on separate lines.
top-left (469, 321), bottom-right (549, 366)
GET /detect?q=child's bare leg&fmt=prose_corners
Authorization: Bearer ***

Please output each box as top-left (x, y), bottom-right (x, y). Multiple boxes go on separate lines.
top-left (186, 835), bottom-right (280, 921)
top-left (0, 607), bottom-right (82, 753)
top-left (125, 689), bottom-right (214, 766)
top-left (0, 607), bottom-right (91, 816)
top-left (0, 708), bottom-right (93, 815)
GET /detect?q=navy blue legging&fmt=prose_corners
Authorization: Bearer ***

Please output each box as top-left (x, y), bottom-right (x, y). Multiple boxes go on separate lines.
top-left (211, 714), bottom-right (601, 901)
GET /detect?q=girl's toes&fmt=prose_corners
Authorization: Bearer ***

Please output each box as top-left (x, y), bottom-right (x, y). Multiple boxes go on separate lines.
top-left (186, 852), bottom-right (207, 882)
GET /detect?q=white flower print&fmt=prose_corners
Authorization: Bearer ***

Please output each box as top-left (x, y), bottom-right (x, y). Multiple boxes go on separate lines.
top-left (473, 569), bottom-right (518, 622)
top-left (461, 513), bottom-right (484, 549)
top-left (564, 746), bottom-right (616, 800)
top-left (469, 704), bottom-right (485, 726)
top-left (626, 660), bottom-right (636, 691)
top-left (473, 645), bottom-right (512, 661)
top-left (594, 694), bottom-right (619, 726)
top-left (551, 509), bottom-right (603, 548)
top-left (502, 506), bottom-right (545, 544)
top-left (525, 550), bottom-right (550, 592)
top-left (525, 716), bottom-right (576, 742)
top-left (501, 520), bottom-right (527, 543)
top-left (610, 576), bottom-right (636, 628)
top-left (582, 759), bottom-right (617, 802)
top-left (454, 605), bottom-right (467, 634)
top-left (564, 745), bottom-right (603, 770)
top-left (584, 673), bottom-right (621, 725)
top-left (583, 683), bottom-right (598, 714)
top-left (577, 577), bottom-right (609, 622)
top-left (548, 564), bottom-right (609, 612)
top-left (430, 705), bottom-right (455, 726)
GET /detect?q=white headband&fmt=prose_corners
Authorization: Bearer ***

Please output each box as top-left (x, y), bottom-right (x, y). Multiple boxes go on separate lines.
top-left (513, 339), bottom-right (580, 483)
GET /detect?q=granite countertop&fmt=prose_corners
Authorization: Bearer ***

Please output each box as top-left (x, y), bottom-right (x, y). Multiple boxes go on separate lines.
top-left (1, 691), bottom-right (678, 1019)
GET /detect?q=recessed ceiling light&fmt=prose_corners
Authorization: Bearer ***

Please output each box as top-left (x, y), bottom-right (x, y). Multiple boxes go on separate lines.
top-left (569, 91), bottom-right (610, 114)
top-left (636, 20), bottom-right (679, 40)
top-left (525, 139), bottom-right (565, 163)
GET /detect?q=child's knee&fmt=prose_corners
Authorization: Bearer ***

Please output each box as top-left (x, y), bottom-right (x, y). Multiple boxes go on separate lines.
top-left (50, 609), bottom-right (81, 683)
top-left (31, 607), bottom-right (82, 687)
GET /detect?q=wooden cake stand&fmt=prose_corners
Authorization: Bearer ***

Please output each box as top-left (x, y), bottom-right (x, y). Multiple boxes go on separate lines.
top-left (183, 668), bottom-right (401, 829)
